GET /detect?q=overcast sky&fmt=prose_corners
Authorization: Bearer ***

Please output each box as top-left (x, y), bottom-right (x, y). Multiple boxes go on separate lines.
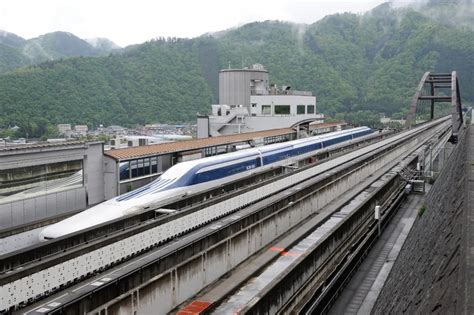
top-left (0, 0), bottom-right (389, 47)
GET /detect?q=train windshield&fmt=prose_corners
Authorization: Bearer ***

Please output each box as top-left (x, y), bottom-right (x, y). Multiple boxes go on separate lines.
top-left (161, 161), bottom-right (197, 180)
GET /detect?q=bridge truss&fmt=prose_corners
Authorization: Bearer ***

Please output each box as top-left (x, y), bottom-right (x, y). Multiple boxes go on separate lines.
top-left (405, 71), bottom-right (464, 143)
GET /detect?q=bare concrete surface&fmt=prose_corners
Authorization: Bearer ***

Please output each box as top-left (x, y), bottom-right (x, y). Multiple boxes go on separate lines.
top-left (372, 128), bottom-right (469, 314)
top-left (0, 226), bottom-right (43, 255)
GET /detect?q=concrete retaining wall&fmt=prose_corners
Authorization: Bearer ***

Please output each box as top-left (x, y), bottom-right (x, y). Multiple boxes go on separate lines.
top-left (372, 128), bottom-right (468, 314)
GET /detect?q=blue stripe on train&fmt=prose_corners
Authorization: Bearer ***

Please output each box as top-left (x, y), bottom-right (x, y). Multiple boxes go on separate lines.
top-left (121, 128), bottom-right (374, 200)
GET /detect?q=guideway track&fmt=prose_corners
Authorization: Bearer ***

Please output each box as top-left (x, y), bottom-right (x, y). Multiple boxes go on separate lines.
top-left (241, 153), bottom-right (415, 314)
top-left (227, 126), bottom-right (457, 314)
top-left (1, 117), bottom-right (449, 313)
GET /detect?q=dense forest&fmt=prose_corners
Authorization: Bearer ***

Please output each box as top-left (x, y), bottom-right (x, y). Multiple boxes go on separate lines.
top-left (0, 2), bottom-right (473, 137)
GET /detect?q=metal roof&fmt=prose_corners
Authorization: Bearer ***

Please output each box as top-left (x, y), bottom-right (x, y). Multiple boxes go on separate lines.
top-left (104, 128), bottom-right (296, 161)
top-left (0, 140), bottom-right (93, 155)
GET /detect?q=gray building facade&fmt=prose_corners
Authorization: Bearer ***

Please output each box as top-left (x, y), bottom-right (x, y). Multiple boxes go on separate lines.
top-left (0, 142), bottom-right (104, 230)
top-left (219, 64), bottom-right (269, 108)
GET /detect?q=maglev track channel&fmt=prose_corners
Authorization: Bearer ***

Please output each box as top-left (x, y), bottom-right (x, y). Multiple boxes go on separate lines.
top-left (212, 149), bottom-right (417, 314)
top-left (14, 117), bottom-right (450, 314)
top-left (1, 117), bottom-right (448, 313)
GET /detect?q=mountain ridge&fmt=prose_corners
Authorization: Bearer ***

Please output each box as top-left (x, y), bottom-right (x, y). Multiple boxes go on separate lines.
top-left (0, 31), bottom-right (121, 74)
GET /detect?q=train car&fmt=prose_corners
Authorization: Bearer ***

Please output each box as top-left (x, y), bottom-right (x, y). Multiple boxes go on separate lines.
top-left (39, 127), bottom-right (372, 240)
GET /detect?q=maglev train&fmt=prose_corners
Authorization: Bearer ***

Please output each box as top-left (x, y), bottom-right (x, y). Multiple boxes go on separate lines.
top-left (39, 127), bottom-right (373, 240)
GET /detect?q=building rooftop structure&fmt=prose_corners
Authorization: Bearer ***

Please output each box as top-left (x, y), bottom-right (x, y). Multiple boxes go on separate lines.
top-left (198, 64), bottom-right (324, 138)
top-left (104, 128), bottom-right (295, 161)
top-left (0, 140), bottom-right (88, 154)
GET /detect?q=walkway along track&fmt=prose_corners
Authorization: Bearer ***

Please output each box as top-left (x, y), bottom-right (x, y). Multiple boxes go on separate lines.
top-left (1, 117), bottom-right (449, 313)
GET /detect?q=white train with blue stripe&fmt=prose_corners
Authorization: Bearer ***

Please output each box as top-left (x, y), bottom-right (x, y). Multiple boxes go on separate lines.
top-left (39, 127), bottom-right (372, 240)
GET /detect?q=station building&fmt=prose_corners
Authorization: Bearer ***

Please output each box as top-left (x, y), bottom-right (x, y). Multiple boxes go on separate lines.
top-left (0, 141), bottom-right (103, 230)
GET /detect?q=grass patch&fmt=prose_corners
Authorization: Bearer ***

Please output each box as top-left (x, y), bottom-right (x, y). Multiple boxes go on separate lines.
top-left (418, 204), bottom-right (426, 217)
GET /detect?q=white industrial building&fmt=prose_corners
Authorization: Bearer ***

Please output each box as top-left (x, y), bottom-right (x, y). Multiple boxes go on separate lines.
top-left (198, 64), bottom-right (324, 138)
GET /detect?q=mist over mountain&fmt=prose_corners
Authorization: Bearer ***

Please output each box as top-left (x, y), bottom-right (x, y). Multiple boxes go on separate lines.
top-left (390, 0), bottom-right (474, 30)
top-left (0, 31), bottom-right (121, 74)
top-left (85, 38), bottom-right (121, 52)
top-left (0, 1), bottom-right (472, 138)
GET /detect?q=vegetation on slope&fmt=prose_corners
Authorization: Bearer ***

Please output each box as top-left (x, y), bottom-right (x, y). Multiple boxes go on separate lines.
top-left (0, 3), bottom-right (472, 137)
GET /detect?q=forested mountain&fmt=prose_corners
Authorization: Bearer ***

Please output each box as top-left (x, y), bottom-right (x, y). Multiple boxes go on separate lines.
top-left (0, 30), bottom-right (26, 48)
top-left (0, 31), bottom-right (120, 74)
top-left (0, 2), bottom-right (473, 137)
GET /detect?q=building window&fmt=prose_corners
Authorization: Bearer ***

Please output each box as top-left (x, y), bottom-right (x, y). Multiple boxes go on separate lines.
top-left (275, 105), bottom-right (291, 115)
top-left (151, 156), bottom-right (158, 173)
top-left (297, 105), bottom-right (305, 115)
top-left (137, 159), bottom-right (144, 176)
top-left (130, 160), bottom-right (138, 178)
top-left (143, 158), bottom-right (150, 175)
top-left (119, 162), bottom-right (130, 180)
top-left (0, 160), bottom-right (84, 198)
top-left (262, 105), bottom-right (271, 115)
top-left (204, 146), bottom-right (218, 156)
top-left (251, 103), bottom-right (257, 108)
top-left (122, 156), bottom-right (162, 181)
top-left (307, 105), bottom-right (315, 114)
